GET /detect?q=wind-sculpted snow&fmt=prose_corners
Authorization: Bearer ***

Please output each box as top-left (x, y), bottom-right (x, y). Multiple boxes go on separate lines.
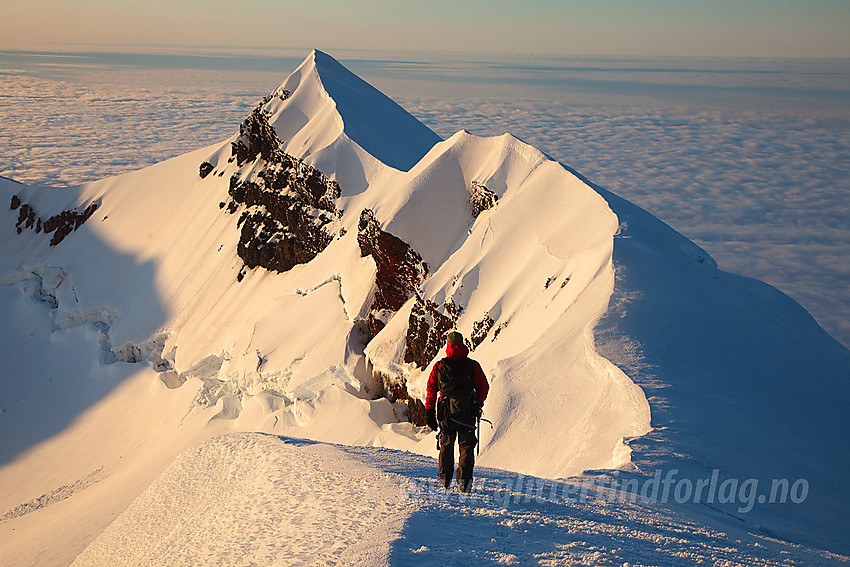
top-left (3, 55), bottom-right (848, 351)
top-left (0, 50), bottom-right (650, 476)
top-left (306, 50), bottom-right (441, 172)
top-left (589, 182), bottom-right (850, 555)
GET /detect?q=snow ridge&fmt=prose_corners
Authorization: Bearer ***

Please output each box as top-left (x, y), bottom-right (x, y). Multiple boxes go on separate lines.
top-left (70, 434), bottom-right (412, 567)
top-left (289, 49), bottom-right (441, 172)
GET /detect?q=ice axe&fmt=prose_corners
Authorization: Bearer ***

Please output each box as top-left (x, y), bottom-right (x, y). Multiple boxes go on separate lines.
top-left (476, 416), bottom-right (493, 456)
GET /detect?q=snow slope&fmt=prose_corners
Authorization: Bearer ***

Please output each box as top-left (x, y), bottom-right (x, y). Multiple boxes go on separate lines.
top-left (72, 434), bottom-right (411, 567)
top-left (0, 50), bottom-right (848, 564)
top-left (593, 185), bottom-right (850, 554)
top-left (71, 433), bottom-right (844, 567)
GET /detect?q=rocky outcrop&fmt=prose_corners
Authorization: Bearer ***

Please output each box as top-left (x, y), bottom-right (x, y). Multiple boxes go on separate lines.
top-left (404, 295), bottom-right (462, 369)
top-left (354, 206), bottom-right (487, 419)
top-left (10, 194), bottom-right (98, 246)
top-left (406, 397), bottom-right (427, 427)
top-left (357, 208), bottom-right (428, 338)
top-left (398, 297), bottom-right (467, 427)
top-left (228, 158), bottom-right (340, 278)
top-left (227, 89), bottom-right (291, 168)
top-left (210, 97), bottom-right (341, 280)
top-left (469, 312), bottom-right (495, 350)
top-left (356, 208), bottom-right (435, 418)
top-left (231, 107), bottom-right (281, 167)
top-left (399, 306), bottom-right (493, 427)
top-left (199, 162), bottom-right (214, 179)
top-left (469, 180), bottom-right (498, 216)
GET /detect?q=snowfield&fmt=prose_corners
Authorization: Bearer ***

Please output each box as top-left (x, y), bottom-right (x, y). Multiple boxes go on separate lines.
top-left (1, 50), bottom-right (848, 565)
top-left (72, 434), bottom-right (410, 567)
top-left (70, 433), bottom-right (847, 567)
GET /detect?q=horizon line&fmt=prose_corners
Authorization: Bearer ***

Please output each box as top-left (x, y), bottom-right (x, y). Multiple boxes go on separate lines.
top-left (2, 42), bottom-right (849, 63)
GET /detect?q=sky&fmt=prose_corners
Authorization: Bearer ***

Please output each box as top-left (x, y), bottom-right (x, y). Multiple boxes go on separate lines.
top-left (2, 0), bottom-right (849, 58)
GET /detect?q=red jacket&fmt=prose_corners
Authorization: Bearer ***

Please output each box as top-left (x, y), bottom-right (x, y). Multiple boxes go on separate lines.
top-left (425, 342), bottom-right (489, 410)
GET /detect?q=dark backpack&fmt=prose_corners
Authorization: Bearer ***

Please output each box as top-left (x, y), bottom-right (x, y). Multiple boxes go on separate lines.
top-left (436, 357), bottom-right (477, 431)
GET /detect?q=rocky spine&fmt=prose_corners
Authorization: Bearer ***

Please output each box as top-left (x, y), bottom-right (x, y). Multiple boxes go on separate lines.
top-left (204, 95), bottom-right (340, 280)
top-left (356, 208), bottom-right (428, 339)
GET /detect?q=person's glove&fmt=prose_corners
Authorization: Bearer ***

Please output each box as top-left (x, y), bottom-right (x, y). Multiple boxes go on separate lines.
top-left (472, 401), bottom-right (483, 419)
top-left (426, 407), bottom-right (438, 431)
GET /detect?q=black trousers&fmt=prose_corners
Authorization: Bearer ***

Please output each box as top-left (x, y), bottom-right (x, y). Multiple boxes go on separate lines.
top-left (438, 426), bottom-right (477, 488)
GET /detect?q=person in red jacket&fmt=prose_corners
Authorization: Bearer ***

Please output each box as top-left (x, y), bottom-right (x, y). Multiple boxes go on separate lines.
top-left (425, 330), bottom-right (489, 492)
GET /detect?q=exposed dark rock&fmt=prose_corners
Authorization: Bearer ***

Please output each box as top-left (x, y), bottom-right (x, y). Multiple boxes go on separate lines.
top-left (226, 169), bottom-right (340, 274)
top-left (259, 89), bottom-right (291, 106)
top-left (355, 209), bottom-right (434, 406)
top-left (492, 321), bottom-right (507, 342)
top-left (391, 293), bottom-right (464, 422)
top-left (384, 376), bottom-right (409, 402)
top-left (221, 100), bottom-right (341, 279)
top-left (44, 204), bottom-right (100, 246)
top-left (406, 397), bottom-right (428, 427)
top-left (257, 154), bottom-right (340, 212)
top-left (369, 366), bottom-right (401, 400)
top-left (235, 206), bottom-right (333, 273)
top-left (469, 180), bottom-right (498, 216)
top-left (357, 207), bottom-right (430, 357)
top-left (470, 313), bottom-right (495, 351)
top-left (17, 203), bottom-right (35, 229)
top-left (11, 197), bottom-right (98, 246)
top-left (445, 298), bottom-right (464, 321)
top-left (199, 162), bottom-right (214, 179)
top-left (231, 107), bottom-right (281, 167)
top-left (357, 209), bottom-right (428, 314)
top-left (369, 366), bottom-right (426, 427)
top-left (404, 295), bottom-right (460, 369)
top-left (366, 314), bottom-right (386, 340)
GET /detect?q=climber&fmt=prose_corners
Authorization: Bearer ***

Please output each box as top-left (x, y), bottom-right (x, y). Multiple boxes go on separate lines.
top-left (425, 330), bottom-right (489, 492)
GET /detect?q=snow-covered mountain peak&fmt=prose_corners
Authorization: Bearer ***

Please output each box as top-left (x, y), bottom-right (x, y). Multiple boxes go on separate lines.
top-left (261, 49), bottom-right (440, 173)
